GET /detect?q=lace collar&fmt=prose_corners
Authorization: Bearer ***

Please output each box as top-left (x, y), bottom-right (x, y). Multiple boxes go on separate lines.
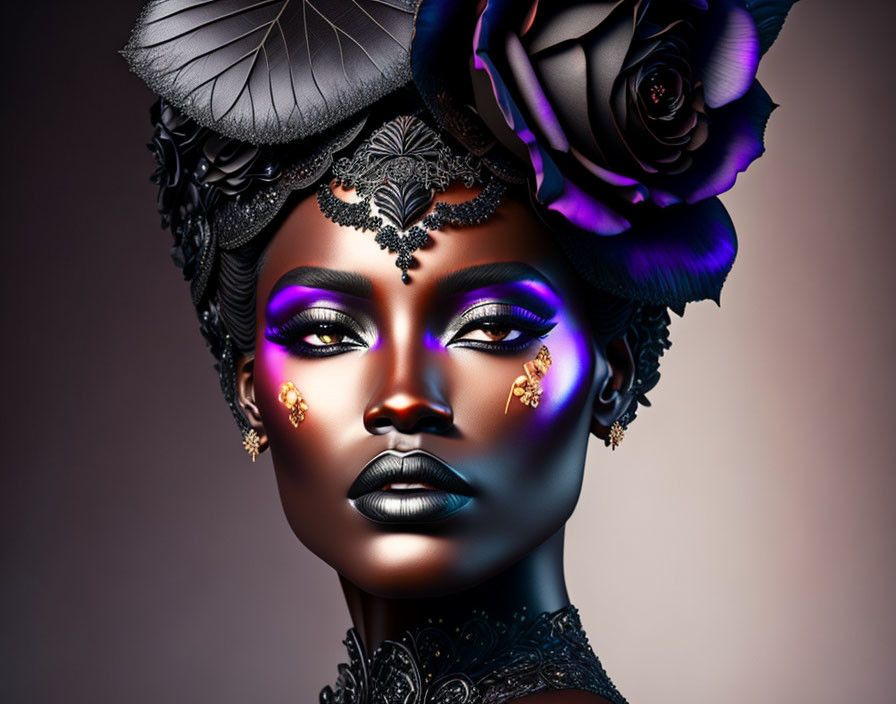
top-left (319, 605), bottom-right (627, 704)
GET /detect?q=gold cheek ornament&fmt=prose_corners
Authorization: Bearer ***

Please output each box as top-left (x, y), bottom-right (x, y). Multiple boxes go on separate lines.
top-left (278, 381), bottom-right (309, 427)
top-left (505, 345), bottom-right (552, 414)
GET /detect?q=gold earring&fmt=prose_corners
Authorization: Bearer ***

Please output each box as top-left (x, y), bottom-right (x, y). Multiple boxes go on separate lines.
top-left (242, 429), bottom-right (261, 462)
top-left (278, 381), bottom-right (308, 427)
top-left (505, 345), bottom-right (552, 413)
top-left (608, 420), bottom-right (624, 450)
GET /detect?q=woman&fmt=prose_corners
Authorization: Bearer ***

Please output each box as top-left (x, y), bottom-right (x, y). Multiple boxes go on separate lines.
top-left (124, 1), bottom-right (796, 702)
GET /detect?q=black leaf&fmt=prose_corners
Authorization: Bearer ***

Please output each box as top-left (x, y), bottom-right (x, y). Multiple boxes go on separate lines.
top-left (123, 0), bottom-right (417, 144)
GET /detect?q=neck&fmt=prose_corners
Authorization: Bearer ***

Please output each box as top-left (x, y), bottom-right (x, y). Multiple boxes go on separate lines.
top-left (339, 528), bottom-right (569, 652)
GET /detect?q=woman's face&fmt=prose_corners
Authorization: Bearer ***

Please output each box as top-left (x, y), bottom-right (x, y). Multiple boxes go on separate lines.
top-left (249, 184), bottom-right (610, 598)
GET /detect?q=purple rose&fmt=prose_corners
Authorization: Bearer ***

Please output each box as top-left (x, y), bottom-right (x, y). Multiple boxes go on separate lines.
top-left (470, 0), bottom-right (772, 235)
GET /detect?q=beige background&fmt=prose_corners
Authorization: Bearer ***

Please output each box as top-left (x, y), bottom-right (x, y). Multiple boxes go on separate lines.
top-left (2, 1), bottom-right (893, 703)
top-left (570, 3), bottom-right (896, 700)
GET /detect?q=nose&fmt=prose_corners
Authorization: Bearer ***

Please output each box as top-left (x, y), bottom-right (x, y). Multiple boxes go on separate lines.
top-left (363, 353), bottom-right (454, 435)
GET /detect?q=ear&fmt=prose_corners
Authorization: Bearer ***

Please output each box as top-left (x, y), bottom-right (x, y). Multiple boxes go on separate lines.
top-left (590, 337), bottom-right (636, 442)
top-left (236, 355), bottom-right (269, 453)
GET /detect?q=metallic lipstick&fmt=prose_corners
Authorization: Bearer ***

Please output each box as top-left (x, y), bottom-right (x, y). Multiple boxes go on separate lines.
top-left (348, 451), bottom-right (473, 524)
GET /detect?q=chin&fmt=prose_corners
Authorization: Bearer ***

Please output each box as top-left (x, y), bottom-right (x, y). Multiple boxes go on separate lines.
top-left (324, 529), bottom-right (486, 598)
top-left (309, 527), bottom-right (523, 599)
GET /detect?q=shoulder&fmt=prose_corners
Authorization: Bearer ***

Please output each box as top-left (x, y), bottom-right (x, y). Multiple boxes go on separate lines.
top-left (505, 689), bottom-right (618, 704)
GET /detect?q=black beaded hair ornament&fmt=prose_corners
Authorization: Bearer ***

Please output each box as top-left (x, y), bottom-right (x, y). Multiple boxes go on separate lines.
top-left (123, 0), bottom-right (797, 444)
top-left (317, 115), bottom-right (507, 284)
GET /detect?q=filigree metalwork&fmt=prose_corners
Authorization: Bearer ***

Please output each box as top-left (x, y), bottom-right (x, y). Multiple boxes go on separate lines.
top-left (278, 381), bottom-right (309, 427)
top-left (608, 421), bottom-right (625, 450)
top-left (505, 346), bottom-right (553, 413)
top-left (318, 116), bottom-right (506, 283)
top-left (241, 429), bottom-right (260, 462)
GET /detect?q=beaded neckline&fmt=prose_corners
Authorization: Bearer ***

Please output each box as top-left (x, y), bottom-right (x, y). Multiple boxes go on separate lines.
top-left (319, 605), bottom-right (627, 704)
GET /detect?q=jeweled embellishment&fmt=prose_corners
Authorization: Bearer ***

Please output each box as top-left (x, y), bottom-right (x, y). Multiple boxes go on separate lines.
top-left (242, 429), bottom-right (260, 462)
top-left (278, 381), bottom-right (308, 427)
top-left (317, 116), bottom-right (505, 283)
top-left (608, 420), bottom-right (625, 451)
top-left (505, 346), bottom-right (552, 413)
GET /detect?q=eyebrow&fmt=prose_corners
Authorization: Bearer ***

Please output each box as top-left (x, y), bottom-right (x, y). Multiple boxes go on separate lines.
top-left (436, 262), bottom-right (557, 298)
top-left (268, 266), bottom-right (374, 301)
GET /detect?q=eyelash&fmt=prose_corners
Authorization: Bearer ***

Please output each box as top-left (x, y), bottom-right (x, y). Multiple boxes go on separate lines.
top-left (265, 309), bottom-right (368, 358)
top-left (265, 305), bottom-right (556, 358)
top-left (447, 304), bottom-right (556, 354)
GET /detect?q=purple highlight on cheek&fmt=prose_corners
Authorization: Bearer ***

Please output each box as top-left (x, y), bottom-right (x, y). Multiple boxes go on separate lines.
top-left (258, 335), bottom-right (291, 378)
top-left (454, 280), bottom-right (590, 417)
top-left (543, 326), bottom-right (592, 416)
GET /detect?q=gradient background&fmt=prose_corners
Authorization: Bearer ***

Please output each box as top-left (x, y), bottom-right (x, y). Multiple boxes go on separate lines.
top-left (2, 1), bottom-right (893, 703)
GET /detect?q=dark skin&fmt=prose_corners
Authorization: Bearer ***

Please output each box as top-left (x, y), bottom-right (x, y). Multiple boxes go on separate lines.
top-left (237, 183), bottom-right (634, 704)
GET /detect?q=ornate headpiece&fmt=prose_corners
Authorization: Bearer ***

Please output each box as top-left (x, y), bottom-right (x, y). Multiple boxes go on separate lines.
top-left (126, 0), bottom-right (797, 306)
top-left (123, 0), bottom-right (796, 430)
top-left (317, 115), bottom-right (507, 282)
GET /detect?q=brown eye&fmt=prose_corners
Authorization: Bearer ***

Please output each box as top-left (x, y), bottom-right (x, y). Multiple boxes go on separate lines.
top-left (447, 304), bottom-right (557, 353)
top-left (482, 327), bottom-right (510, 341)
top-left (265, 308), bottom-right (370, 358)
top-left (457, 325), bottom-right (521, 343)
top-left (303, 325), bottom-right (345, 346)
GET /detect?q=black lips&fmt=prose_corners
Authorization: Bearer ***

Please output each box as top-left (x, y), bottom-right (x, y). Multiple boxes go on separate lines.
top-left (349, 452), bottom-right (472, 498)
top-left (348, 452), bottom-right (473, 524)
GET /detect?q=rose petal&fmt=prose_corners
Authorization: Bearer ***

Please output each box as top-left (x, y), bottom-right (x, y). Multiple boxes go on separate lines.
top-left (685, 113), bottom-right (710, 152)
top-left (530, 43), bottom-right (606, 164)
top-left (621, 36), bottom-right (662, 72)
top-left (701, 4), bottom-right (760, 108)
top-left (525, 2), bottom-right (621, 53)
top-left (570, 146), bottom-right (642, 187)
top-left (551, 197), bottom-right (737, 307)
top-left (668, 81), bottom-right (775, 203)
top-left (505, 32), bottom-right (568, 151)
top-left (520, 0), bottom-right (539, 36)
top-left (582, 1), bottom-right (643, 168)
top-left (547, 178), bottom-right (631, 235)
top-left (471, 10), bottom-right (534, 162)
top-left (473, 0), bottom-right (638, 236)
top-left (649, 188), bottom-right (682, 208)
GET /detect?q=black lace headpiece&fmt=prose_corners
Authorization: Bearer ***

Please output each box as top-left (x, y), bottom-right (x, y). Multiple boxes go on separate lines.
top-left (317, 115), bottom-right (507, 283)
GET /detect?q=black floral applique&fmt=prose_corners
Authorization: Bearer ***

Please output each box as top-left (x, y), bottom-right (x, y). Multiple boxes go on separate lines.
top-left (320, 605), bottom-right (627, 704)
